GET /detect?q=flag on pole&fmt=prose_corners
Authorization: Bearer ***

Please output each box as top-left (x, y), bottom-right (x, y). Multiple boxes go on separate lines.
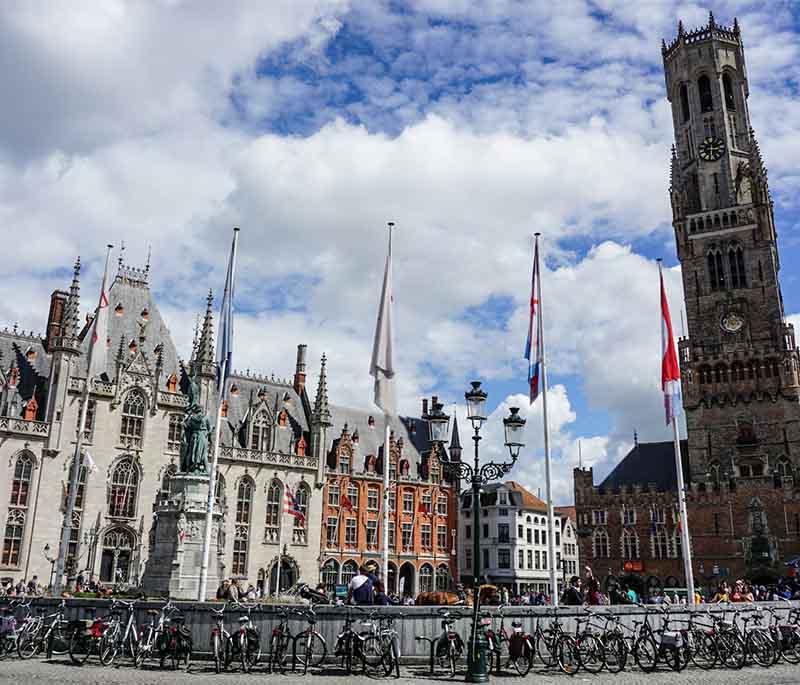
top-left (284, 487), bottom-right (306, 523)
top-left (370, 230), bottom-right (395, 415)
top-left (660, 266), bottom-right (682, 424)
top-left (87, 257), bottom-right (112, 379)
top-left (341, 493), bottom-right (354, 513)
top-left (524, 240), bottom-right (542, 404)
top-left (82, 450), bottom-right (98, 474)
top-left (216, 229), bottom-right (238, 391)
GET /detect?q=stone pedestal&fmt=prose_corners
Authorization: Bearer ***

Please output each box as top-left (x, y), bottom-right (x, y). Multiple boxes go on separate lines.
top-left (141, 474), bottom-right (222, 600)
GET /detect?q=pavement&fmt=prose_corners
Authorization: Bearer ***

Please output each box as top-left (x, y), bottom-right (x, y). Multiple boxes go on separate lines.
top-left (1, 658), bottom-right (800, 685)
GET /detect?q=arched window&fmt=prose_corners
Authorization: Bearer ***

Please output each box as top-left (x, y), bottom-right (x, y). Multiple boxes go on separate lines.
top-left (167, 414), bottom-right (183, 452)
top-left (671, 529), bottom-right (682, 559)
top-left (77, 398), bottom-right (96, 441)
top-left (709, 461), bottom-right (721, 488)
top-left (729, 245), bottom-right (746, 288)
top-left (592, 529), bottom-right (609, 559)
top-left (99, 527), bottom-right (135, 583)
top-left (339, 448), bottom-right (351, 474)
top-left (679, 83), bottom-right (690, 122)
top-left (708, 249), bottom-right (725, 290)
top-left (347, 483), bottom-right (359, 510)
top-left (250, 411), bottom-right (270, 451)
top-left (436, 564), bottom-right (449, 591)
top-left (10, 452), bottom-right (34, 508)
top-left (698, 74), bottom-right (713, 112)
top-left (419, 564), bottom-right (434, 593)
top-left (214, 473), bottom-right (226, 507)
top-left (321, 559), bottom-right (339, 593)
top-left (232, 478), bottom-right (253, 576)
top-left (107, 458), bottom-right (139, 519)
top-left (652, 528), bottom-right (669, 559)
top-left (1, 509), bottom-right (25, 567)
top-left (293, 483), bottom-right (310, 544)
top-left (341, 560), bottom-right (358, 585)
top-left (120, 390), bottom-right (146, 448)
top-left (264, 479), bottom-right (282, 544)
top-left (622, 529), bottom-right (639, 559)
top-left (723, 73), bottom-right (736, 110)
top-left (777, 459), bottom-right (792, 478)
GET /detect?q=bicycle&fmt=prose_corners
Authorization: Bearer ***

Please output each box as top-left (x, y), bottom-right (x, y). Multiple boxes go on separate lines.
top-left (228, 602), bottom-right (260, 672)
top-left (573, 608), bottom-right (606, 674)
top-left (16, 599), bottom-right (70, 659)
top-left (292, 605), bottom-right (327, 674)
top-left (764, 604), bottom-right (800, 664)
top-left (161, 609), bottom-right (193, 671)
top-left (332, 605), bottom-right (370, 674)
top-left (534, 607), bottom-right (581, 675)
top-left (0, 599), bottom-right (24, 659)
top-left (209, 604), bottom-right (233, 674)
top-left (267, 607), bottom-right (294, 673)
top-left (67, 608), bottom-right (108, 666)
top-left (99, 599), bottom-right (140, 666)
top-left (135, 599), bottom-right (190, 670)
top-left (361, 611), bottom-right (401, 678)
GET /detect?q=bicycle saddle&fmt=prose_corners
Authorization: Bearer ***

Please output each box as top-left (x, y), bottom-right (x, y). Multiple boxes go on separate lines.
top-left (146, 609), bottom-right (160, 616)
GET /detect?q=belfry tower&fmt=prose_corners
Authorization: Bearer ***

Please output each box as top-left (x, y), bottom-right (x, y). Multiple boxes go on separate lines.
top-left (664, 14), bottom-right (800, 484)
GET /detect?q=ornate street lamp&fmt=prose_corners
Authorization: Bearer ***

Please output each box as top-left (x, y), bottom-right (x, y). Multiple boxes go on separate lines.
top-left (43, 544), bottom-right (56, 594)
top-left (425, 382), bottom-right (525, 683)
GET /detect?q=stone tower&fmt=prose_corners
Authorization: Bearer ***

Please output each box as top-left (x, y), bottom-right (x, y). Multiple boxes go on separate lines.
top-left (664, 14), bottom-right (800, 483)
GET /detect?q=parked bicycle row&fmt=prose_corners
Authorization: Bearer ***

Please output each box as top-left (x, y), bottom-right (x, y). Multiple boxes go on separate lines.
top-left (2, 597), bottom-right (800, 678)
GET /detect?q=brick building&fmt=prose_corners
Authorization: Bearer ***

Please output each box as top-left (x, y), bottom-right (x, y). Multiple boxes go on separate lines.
top-left (574, 15), bottom-right (800, 597)
top-left (319, 399), bottom-right (459, 597)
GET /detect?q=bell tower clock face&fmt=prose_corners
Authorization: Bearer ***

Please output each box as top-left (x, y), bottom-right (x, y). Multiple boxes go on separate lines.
top-left (698, 136), bottom-right (726, 161)
top-left (721, 311), bottom-right (745, 333)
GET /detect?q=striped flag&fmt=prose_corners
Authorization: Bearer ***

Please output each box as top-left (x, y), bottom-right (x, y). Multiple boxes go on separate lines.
top-left (87, 257), bottom-right (111, 379)
top-left (216, 228), bottom-right (239, 392)
top-left (660, 266), bottom-right (682, 424)
top-left (524, 239), bottom-right (542, 404)
top-left (284, 487), bottom-right (305, 523)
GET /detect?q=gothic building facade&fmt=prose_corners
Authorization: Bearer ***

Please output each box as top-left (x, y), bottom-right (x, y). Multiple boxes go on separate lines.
top-left (0, 257), bottom-right (330, 593)
top-left (574, 15), bottom-right (800, 594)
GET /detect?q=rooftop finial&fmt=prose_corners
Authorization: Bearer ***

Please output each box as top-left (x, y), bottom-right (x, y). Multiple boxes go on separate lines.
top-left (677, 19), bottom-right (684, 36)
top-left (733, 16), bottom-right (740, 35)
top-left (634, 429), bottom-right (639, 447)
top-left (708, 10), bottom-right (715, 28)
top-left (145, 244), bottom-right (151, 274)
top-left (195, 289), bottom-right (216, 371)
top-left (312, 353), bottom-right (332, 426)
top-left (118, 240), bottom-right (126, 270)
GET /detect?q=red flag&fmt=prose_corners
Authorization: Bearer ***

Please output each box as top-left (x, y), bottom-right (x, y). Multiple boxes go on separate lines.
top-left (660, 267), bottom-right (682, 425)
top-left (341, 493), bottom-right (354, 513)
top-left (417, 501), bottom-right (429, 514)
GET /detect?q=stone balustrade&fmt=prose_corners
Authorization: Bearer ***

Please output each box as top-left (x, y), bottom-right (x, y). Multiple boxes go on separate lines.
top-left (0, 416), bottom-right (50, 438)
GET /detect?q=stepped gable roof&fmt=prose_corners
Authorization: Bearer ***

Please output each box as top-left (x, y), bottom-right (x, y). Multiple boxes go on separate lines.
top-left (505, 481), bottom-right (548, 512)
top-left (0, 328), bottom-right (50, 404)
top-left (77, 268), bottom-right (180, 380)
top-left (599, 439), bottom-right (689, 493)
top-left (328, 406), bottom-right (432, 466)
top-left (221, 373), bottom-right (308, 446)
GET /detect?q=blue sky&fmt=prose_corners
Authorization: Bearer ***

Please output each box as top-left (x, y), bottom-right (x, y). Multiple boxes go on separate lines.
top-left (1, 1), bottom-right (800, 503)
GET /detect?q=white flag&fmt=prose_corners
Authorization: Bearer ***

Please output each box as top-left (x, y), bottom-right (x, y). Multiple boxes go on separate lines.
top-left (82, 450), bottom-right (98, 474)
top-left (87, 258), bottom-right (111, 379)
top-left (370, 240), bottom-right (395, 415)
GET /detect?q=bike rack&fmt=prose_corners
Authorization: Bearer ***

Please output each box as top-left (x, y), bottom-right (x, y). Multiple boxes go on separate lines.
top-left (414, 635), bottom-right (437, 676)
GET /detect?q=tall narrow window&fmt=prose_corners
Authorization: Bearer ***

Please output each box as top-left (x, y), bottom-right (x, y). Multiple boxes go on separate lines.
top-left (167, 413), bottom-right (183, 452)
top-left (419, 564), bottom-right (434, 593)
top-left (250, 411), bottom-right (270, 451)
top-left (292, 483), bottom-right (309, 544)
top-left (436, 564), bottom-right (449, 591)
top-left (107, 458), bottom-right (139, 519)
top-left (232, 478), bottom-right (253, 576)
top-left (623, 529), bottom-right (640, 559)
top-left (723, 73), bottom-right (736, 110)
top-left (326, 516), bottom-right (338, 547)
top-left (679, 83), bottom-right (690, 123)
top-left (729, 246), bottom-right (746, 288)
top-left (77, 399), bottom-right (96, 441)
top-left (698, 74), bottom-right (713, 112)
top-left (264, 479), bottom-right (281, 544)
top-left (592, 529), bottom-right (609, 559)
top-left (10, 452), bottom-right (33, 507)
top-left (120, 390), bottom-right (145, 448)
top-left (2, 453), bottom-right (34, 568)
top-left (652, 528), bottom-right (669, 559)
top-left (708, 250), bottom-right (725, 290)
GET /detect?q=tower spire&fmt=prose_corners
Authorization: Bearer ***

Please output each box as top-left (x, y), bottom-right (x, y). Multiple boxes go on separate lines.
top-left (194, 290), bottom-right (216, 377)
top-left (312, 354), bottom-right (332, 426)
top-left (449, 410), bottom-right (462, 461)
top-left (62, 256), bottom-right (81, 342)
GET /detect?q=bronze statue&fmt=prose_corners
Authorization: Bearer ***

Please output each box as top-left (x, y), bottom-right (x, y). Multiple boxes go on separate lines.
top-left (180, 372), bottom-right (211, 474)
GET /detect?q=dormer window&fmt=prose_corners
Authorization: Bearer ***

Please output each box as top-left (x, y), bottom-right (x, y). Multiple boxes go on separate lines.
top-left (250, 411), bottom-right (270, 451)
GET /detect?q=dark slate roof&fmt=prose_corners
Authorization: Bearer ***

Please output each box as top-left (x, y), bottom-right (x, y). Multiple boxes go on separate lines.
top-left (598, 440), bottom-right (689, 492)
top-left (77, 273), bottom-right (180, 380)
top-left (0, 328), bottom-right (50, 378)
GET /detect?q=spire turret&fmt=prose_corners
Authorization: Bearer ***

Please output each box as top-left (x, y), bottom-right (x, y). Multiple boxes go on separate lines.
top-left (312, 354), bottom-right (332, 426)
top-left (449, 412), bottom-right (462, 461)
top-left (194, 290), bottom-right (216, 378)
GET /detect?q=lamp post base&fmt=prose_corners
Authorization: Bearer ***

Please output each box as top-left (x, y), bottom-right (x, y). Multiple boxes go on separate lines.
top-left (465, 630), bottom-right (490, 683)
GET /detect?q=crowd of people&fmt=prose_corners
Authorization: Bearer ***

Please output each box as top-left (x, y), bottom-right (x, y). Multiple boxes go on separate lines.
top-left (0, 576), bottom-right (44, 597)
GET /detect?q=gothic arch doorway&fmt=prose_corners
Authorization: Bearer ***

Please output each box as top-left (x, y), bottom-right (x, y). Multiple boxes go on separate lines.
top-left (387, 562), bottom-right (397, 594)
top-left (267, 556), bottom-right (299, 595)
top-left (398, 562), bottom-right (415, 598)
top-left (99, 527), bottom-right (136, 584)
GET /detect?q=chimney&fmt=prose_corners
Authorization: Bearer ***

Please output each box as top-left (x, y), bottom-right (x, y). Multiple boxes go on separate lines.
top-left (45, 290), bottom-right (68, 352)
top-left (294, 344), bottom-right (307, 394)
top-left (422, 398), bottom-right (429, 416)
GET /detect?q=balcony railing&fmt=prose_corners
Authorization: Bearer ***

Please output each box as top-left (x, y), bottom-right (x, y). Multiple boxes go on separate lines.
top-left (218, 446), bottom-right (318, 471)
top-left (0, 417), bottom-right (50, 438)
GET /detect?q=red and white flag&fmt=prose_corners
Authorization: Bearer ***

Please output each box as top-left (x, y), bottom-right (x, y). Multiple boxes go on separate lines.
top-left (660, 267), bottom-right (682, 425)
top-left (87, 257), bottom-right (112, 379)
top-left (284, 487), bottom-right (305, 523)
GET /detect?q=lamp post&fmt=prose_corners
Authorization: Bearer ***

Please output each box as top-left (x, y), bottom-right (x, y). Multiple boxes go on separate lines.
top-left (425, 382), bottom-right (525, 683)
top-left (43, 544), bottom-right (56, 594)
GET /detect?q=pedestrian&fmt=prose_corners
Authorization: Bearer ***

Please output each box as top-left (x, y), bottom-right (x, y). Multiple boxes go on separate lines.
top-left (347, 565), bottom-right (374, 605)
top-left (373, 580), bottom-right (391, 606)
top-left (561, 576), bottom-right (584, 606)
top-left (246, 584), bottom-right (257, 600)
top-left (216, 579), bottom-right (229, 600)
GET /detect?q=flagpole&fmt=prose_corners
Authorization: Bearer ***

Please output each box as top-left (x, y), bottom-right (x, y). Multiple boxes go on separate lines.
top-left (382, 412), bottom-right (391, 586)
top-left (54, 244), bottom-right (113, 594)
top-left (535, 233), bottom-right (559, 606)
top-left (198, 228), bottom-right (239, 601)
top-left (659, 259), bottom-right (695, 605)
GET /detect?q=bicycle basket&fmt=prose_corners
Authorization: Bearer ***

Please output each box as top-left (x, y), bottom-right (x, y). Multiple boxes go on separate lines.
top-left (661, 631), bottom-right (683, 648)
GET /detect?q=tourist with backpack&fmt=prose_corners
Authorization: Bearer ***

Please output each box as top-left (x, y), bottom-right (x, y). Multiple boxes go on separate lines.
top-left (347, 565), bottom-right (374, 605)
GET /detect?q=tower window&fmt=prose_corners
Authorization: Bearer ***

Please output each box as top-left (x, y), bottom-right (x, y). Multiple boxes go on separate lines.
top-left (729, 245), bottom-right (746, 288)
top-left (713, 173), bottom-right (719, 194)
top-left (707, 250), bottom-right (725, 291)
top-left (679, 83), bottom-right (690, 123)
top-left (698, 75), bottom-right (714, 113)
top-left (723, 73), bottom-right (736, 110)
top-left (704, 117), bottom-right (716, 138)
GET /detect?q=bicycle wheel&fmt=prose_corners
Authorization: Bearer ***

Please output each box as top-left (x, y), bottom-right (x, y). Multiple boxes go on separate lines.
top-left (50, 622), bottom-right (70, 655)
top-left (601, 633), bottom-right (627, 673)
top-left (660, 645), bottom-right (684, 672)
top-left (510, 637), bottom-right (533, 676)
top-left (17, 628), bottom-right (41, 659)
top-left (557, 635), bottom-right (581, 676)
top-left (99, 629), bottom-right (119, 666)
top-left (449, 642), bottom-right (459, 678)
top-left (535, 629), bottom-right (557, 667)
top-left (212, 633), bottom-right (222, 674)
top-left (717, 631), bottom-right (746, 669)
top-left (689, 630), bottom-right (717, 670)
top-left (746, 630), bottom-right (775, 668)
top-left (576, 633), bottom-right (604, 674)
top-left (240, 632), bottom-right (260, 673)
top-left (782, 628), bottom-right (800, 664)
top-left (68, 629), bottom-right (93, 666)
top-left (361, 635), bottom-right (385, 674)
top-left (633, 635), bottom-right (657, 673)
top-left (293, 631), bottom-right (327, 671)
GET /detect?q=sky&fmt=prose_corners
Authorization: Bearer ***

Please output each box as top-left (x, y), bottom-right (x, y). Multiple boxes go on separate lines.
top-left (1, 1), bottom-right (800, 505)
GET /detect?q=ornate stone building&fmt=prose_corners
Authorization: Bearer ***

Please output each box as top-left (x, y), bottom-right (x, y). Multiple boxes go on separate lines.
top-left (0, 256), bottom-right (325, 593)
top-left (319, 398), bottom-right (459, 597)
top-left (574, 15), bottom-right (800, 595)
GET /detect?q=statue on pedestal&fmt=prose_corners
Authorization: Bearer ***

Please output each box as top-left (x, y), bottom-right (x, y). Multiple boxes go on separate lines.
top-left (180, 373), bottom-right (211, 475)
